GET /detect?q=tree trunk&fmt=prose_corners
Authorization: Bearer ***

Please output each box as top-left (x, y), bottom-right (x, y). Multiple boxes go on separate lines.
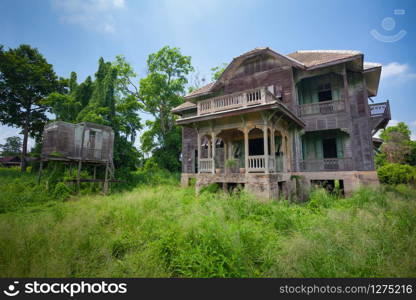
top-left (21, 109), bottom-right (30, 172)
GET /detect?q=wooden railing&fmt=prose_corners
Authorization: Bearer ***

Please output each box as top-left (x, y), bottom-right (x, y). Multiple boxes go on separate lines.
top-left (197, 87), bottom-right (273, 115)
top-left (299, 158), bottom-right (353, 171)
top-left (298, 99), bottom-right (345, 116)
top-left (199, 158), bottom-right (213, 173)
top-left (369, 101), bottom-right (390, 117)
top-left (247, 155), bottom-right (276, 172)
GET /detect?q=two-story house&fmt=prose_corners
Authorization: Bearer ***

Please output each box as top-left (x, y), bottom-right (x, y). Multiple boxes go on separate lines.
top-left (172, 47), bottom-right (390, 200)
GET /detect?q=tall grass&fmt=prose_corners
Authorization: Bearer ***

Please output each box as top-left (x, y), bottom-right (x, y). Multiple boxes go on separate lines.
top-left (0, 168), bottom-right (415, 277)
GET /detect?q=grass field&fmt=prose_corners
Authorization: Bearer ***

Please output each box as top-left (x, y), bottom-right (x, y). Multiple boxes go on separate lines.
top-left (0, 168), bottom-right (415, 277)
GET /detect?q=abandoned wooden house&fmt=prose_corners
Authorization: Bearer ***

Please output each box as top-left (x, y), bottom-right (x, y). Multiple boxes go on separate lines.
top-left (172, 47), bottom-right (390, 199)
top-left (40, 121), bottom-right (115, 192)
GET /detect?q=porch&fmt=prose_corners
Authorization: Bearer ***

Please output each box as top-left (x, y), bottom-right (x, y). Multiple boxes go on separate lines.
top-left (197, 125), bottom-right (287, 174)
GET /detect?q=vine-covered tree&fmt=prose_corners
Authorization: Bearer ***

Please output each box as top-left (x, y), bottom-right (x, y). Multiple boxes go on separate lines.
top-left (0, 45), bottom-right (58, 171)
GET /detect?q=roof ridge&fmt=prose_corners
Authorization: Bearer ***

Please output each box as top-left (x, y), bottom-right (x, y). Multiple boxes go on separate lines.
top-left (291, 50), bottom-right (362, 55)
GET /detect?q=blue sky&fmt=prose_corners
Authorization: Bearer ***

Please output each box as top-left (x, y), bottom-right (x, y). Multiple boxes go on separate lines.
top-left (1, 0), bottom-right (416, 149)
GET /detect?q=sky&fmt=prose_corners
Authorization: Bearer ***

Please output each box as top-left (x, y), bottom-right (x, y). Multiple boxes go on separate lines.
top-left (0, 0), bottom-right (416, 150)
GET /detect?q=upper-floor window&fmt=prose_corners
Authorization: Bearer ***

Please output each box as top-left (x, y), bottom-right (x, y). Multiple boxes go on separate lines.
top-left (317, 83), bottom-right (332, 102)
top-left (244, 59), bottom-right (263, 75)
top-left (297, 73), bottom-right (342, 105)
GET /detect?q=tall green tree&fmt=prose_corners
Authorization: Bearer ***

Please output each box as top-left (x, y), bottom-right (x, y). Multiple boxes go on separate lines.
top-left (138, 46), bottom-right (193, 171)
top-left (377, 122), bottom-right (413, 165)
top-left (0, 136), bottom-right (22, 156)
top-left (0, 45), bottom-right (58, 171)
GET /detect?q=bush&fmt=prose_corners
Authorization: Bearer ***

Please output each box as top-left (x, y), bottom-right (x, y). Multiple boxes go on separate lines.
top-left (377, 163), bottom-right (415, 185)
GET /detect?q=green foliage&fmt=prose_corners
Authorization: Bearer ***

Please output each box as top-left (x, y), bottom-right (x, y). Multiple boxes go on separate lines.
top-left (139, 46), bottom-right (193, 171)
top-left (0, 136), bottom-right (22, 156)
top-left (200, 183), bottom-right (221, 194)
top-left (0, 179), bottom-right (415, 277)
top-left (210, 62), bottom-right (227, 81)
top-left (225, 159), bottom-right (237, 168)
top-left (379, 122), bottom-right (412, 164)
top-left (380, 122), bottom-right (411, 141)
top-left (0, 44), bottom-right (58, 171)
top-left (53, 182), bottom-right (72, 200)
top-left (377, 163), bottom-right (416, 185)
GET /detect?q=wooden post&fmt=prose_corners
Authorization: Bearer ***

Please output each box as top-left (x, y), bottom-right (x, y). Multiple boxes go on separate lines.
top-left (343, 63), bottom-right (350, 114)
top-left (271, 128), bottom-right (276, 172)
top-left (211, 131), bottom-right (216, 174)
top-left (37, 159), bottom-right (43, 184)
top-left (197, 132), bottom-right (201, 174)
top-left (103, 161), bottom-right (109, 194)
top-left (77, 160), bottom-right (82, 192)
top-left (263, 126), bottom-right (269, 174)
top-left (244, 128), bottom-right (249, 174)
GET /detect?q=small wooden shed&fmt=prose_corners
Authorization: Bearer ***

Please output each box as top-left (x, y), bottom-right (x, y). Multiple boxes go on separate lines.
top-left (42, 121), bottom-right (114, 162)
top-left (40, 121), bottom-right (115, 193)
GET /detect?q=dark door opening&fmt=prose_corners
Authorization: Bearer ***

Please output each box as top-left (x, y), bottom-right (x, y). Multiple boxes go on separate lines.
top-left (249, 138), bottom-right (264, 156)
top-left (194, 149), bottom-right (198, 173)
top-left (322, 138), bottom-right (337, 158)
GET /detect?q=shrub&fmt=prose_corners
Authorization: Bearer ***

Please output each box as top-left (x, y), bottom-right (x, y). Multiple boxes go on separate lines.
top-left (377, 163), bottom-right (415, 185)
top-left (200, 183), bottom-right (221, 194)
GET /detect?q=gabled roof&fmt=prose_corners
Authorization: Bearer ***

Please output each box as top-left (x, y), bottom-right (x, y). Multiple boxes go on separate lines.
top-left (184, 48), bottom-right (377, 99)
top-left (286, 50), bottom-right (362, 69)
top-left (171, 101), bottom-right (197, 114)
top-left (184, 82), bottom-right (215, 99)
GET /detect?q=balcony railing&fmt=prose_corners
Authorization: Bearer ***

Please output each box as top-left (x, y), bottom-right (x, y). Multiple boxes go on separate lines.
top-left (197, 87), bottom-right (274, 115)
top-left (247, 155), bottom-right (275, 172)
top-left (199, 158), bottom-right (213, 173)
top-left (298, 99), bottom-right (346, 117)
top-left (369, 101), bottom-right (390, 117)
top-left (299, 157), bottom-right (353, 171)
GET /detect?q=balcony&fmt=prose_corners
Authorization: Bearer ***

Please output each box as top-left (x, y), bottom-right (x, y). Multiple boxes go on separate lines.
top-left (197, 87), bottom-right (275, 116)
top-left (299, 158), bottom-right (353, 171)
top-left (369, 101), bottom-right (391, 133)
top-left (298, 99), bottom-right (346, 117)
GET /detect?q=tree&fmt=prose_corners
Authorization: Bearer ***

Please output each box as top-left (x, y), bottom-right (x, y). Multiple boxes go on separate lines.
top-left (0, 136), bottom-right (22, 156)
top-left (0, 45), bottom-right (58, 171)
top-left (379, 122), bottom-right (412, 164)
top-left (210, 62), bottom-right (227, 81)
top-left (139, 46), bottom-right (193, 171)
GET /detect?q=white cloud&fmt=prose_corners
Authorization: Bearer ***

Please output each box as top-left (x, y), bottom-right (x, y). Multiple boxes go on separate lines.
top-left (411, 120), bottom-right (416, 127)
top-left (381, 62), bottom-right (416, 81)
top-left (51, 0), bottom-right (125, 34)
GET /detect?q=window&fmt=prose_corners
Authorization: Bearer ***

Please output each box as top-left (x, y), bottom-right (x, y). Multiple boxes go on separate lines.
top-left (244, 59), bottom-right (263, 75)
top-left (215, 138), bottom-right (224, 148)
top-left (322, 138), bottom-right (337, 158)
top-left (318, 83), bottom-right (332, 102)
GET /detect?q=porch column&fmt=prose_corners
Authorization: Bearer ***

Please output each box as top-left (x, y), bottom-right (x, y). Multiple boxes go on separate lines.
top-left (244, 128), bottom-right (249, 174)
top-left (197, 132), bottom-right (201, 174)
top-left (211, 131), bottom-right (216, 174)
top-left (270, 128), bottom-right (276, 172)
top-left (263, 126), bottom-right (269, 174)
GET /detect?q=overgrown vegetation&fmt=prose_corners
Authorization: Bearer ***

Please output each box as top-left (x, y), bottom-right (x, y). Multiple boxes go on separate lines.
top-left (0, 168), bottom-right (415, 278)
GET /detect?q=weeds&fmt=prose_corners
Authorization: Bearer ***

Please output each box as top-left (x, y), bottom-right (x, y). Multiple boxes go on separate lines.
top-left (0, 168), bottom-right (415, 277)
